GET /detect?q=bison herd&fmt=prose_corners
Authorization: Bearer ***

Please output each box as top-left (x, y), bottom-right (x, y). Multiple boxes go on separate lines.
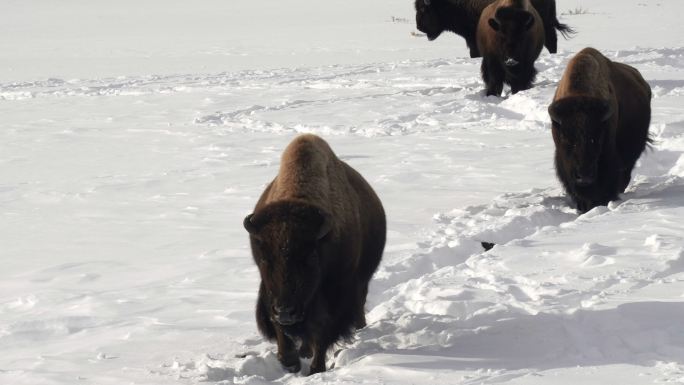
top-left (243, 0), bottom-right (653, 376)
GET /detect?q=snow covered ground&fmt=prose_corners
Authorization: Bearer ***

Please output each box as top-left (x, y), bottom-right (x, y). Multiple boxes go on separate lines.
top-left (1, 0), bottom-right (684, 384)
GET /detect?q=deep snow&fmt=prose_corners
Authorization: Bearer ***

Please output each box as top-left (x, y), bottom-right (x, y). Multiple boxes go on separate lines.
top-left (1, 1), bottom-right (684, 384)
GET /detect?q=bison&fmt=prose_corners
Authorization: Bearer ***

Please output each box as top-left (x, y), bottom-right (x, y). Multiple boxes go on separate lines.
top-left (414, 0), bottom-right (573, 58)
top-left (477, 0), bottom-right (545, 96)
top-left (243, 134), bottom-right (386, 375)
top-left (548, 47), bottom-right (652, 212)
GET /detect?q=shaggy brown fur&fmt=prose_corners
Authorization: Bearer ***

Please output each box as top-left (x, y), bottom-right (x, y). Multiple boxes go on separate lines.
top-left (477, 0), bottom-right (545, 96)
top-left (414, 0), bottom-right (573, 58)
top-left (244, 134), bottom-right (386, 375)
top-left (549, 47), bottom-right (652, 212)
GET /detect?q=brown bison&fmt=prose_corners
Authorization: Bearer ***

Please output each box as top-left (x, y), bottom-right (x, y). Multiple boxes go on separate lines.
top-left (477, 0), bottom-right (545, 96)
top-left (548, 48), bottom-right (652, 212)
top-left (243, 134), bottom-right (386, 375)
top-left (414, 0), bottom-right (573, 58)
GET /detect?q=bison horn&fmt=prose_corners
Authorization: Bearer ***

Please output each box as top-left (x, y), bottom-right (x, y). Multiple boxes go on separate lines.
top-left (317, 212), bottom-right (332, 240)
top-left (488, 18), bottom-right (500, 32)
top-left (547, 105), bottom-right (562, 125)
top-left (524, 12), bottom-right (535, 30)
top-left (243, 213), bottom-right (259, 234)
top-left (424, 0), bottom-right (431, 5)
top-left (601, 101), bottom-right (614, 122)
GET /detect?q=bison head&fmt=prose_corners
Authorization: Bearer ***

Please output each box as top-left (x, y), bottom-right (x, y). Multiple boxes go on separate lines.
top-left (244, 201), bottom-right (332, 326)
top-left (488, 7), bottom-right (536, 67)
top-left (415, 0), bottom-right (444, 40)
top-left (548, 96), bottom-right (615, 187)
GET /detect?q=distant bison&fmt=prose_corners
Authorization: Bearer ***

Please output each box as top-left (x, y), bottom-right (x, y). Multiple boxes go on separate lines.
top-left (243, 134), bottom-right (386, 375)
top-left (548, 48), bottom-right (652, 212)
top-left (477, 0), bottom-right (545, 96)
top-left (414, 0), bottom-right (573, 58)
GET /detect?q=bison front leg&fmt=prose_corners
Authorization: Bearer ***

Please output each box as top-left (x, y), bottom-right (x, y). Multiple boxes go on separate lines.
top-left (466, 39), bottom-right (481, 58)
top-left (481, 56), bottom-right (504, 97)
top-left (354, 281), bottom-right (369, 330)
top-left (307, 302), bottom-right (334, 375)
top-left (509, 64), bottom-right (537, 95)
top-left (299, 337), bottom-right (313, 358)
top-left (309, 336), bottom-right (332, 375)
top-left (275, 327), bottom-right (300, 373)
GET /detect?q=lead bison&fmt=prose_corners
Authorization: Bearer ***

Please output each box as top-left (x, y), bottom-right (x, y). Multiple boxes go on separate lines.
top-left (414, 0), bottom-right (573, 58)
top-left (548, 48), bottom-right (652, 212)
top-left (243, 134), bottom-right (386, 375)
top-left (477, 0), bottom-right (545, 96)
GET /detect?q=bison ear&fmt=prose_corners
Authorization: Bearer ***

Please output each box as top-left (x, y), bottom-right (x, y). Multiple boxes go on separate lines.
top-left (488, 18), bottom-right (500, 31)
top-left (316, 211), bottom-right (332, 241)
top-left (548, 104), bottom-right (562, 126)
top-left (243, 213), bottom-right (259, 235)
top-left (524, 13), bottom-right (535, 30)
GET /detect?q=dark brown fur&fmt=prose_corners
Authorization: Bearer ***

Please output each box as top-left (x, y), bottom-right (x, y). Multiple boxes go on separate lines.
top-left (244, 134), bottom-right (386, 375)
top-left (414, 0), bottom-right (573, 58)
top-left (477, 0), bottom-right (545, 96)
top-left (548, 48), bottom-right (652, 212)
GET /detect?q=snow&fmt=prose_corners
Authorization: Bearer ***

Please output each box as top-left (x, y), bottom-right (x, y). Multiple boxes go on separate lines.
top-left (1, 0), bottom-right (684, 384)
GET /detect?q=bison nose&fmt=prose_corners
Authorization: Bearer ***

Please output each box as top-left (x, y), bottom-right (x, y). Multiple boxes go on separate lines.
top-left (574, 171), bottom-right (596, 186)
top-left (504, 57), bottom-right (520, 67)
top-left (272, 305), bottom-right (303, 325)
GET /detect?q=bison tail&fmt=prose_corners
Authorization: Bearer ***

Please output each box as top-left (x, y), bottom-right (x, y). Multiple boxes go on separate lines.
top-left (646, 133), bottom-right (656, 149)
top-left (555, 21), bottom-right (576, 39)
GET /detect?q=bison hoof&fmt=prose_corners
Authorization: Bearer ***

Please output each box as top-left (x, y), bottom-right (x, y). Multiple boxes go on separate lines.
top-left (308, 363), bottom-right (326, 375)
top-left (278, 355), bottom-right (301, 373)
top-left (281, 361), bottom-right (301, 373)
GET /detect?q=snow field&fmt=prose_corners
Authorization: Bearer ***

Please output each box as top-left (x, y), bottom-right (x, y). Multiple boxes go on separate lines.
top-left (2, 0), bottom-right (684, 384)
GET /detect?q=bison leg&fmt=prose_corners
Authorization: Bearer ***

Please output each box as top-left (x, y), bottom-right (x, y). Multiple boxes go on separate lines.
top-left (576, 200), bottom-right (588, 213)
top-left (354, 281), bottom-right (368, 329)
top-left (299, 338), bottom-right (313, 358)
top-left (481, 56), bottom-right (504, 97)
top-left (275, 327), bottom-right (300, 373)
top-left (620, 169), bottom-right (633, 192)
top-left (354, 311), bottom-right (367, 330)
top-left (466, 39), bottom-right (481, 58)
top-left (308, 304), bottom-right (334, 375)
top-left (309, 337), bottom-right (331, 375)
top-left (509, 65), bottom-right (537, 94)
top-left (256, 283), bottom-right (277, 340)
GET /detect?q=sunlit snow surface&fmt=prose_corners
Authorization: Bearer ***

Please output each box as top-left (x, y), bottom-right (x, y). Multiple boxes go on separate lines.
top-left (2, 0), bottom-right (684, 384)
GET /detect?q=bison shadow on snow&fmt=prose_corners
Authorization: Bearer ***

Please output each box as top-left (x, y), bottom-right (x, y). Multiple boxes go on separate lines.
top-left (334, 301), bottom-right (684, 376)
